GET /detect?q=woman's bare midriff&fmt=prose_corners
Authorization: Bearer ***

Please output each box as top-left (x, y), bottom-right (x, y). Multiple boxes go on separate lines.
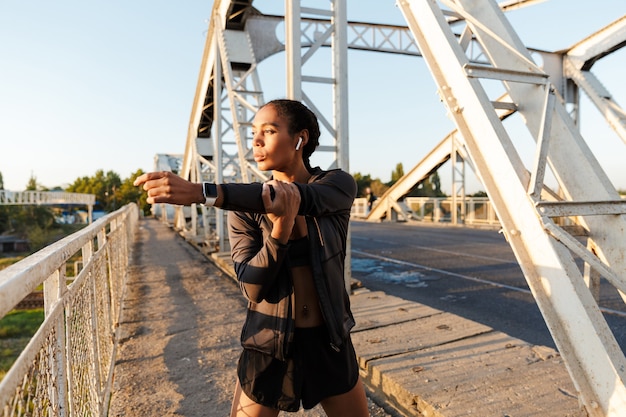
top-left (289, 215), bottom-right (324, 328)
top-left (291, 265), bottom-right (324, 327)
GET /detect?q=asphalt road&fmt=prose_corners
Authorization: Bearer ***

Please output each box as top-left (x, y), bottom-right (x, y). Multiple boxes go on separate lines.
top-left (349, 220), bottom-right (626, 352)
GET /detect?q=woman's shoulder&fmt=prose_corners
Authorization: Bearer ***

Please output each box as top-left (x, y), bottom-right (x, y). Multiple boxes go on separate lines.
top-left (310, 167), bottom-right (355, 183)
top-left (309, 168), bottom-right (357, 198)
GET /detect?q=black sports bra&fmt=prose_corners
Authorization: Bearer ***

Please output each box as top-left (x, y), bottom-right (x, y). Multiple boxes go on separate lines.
top-left (288, 236), bottom-right (311, 267)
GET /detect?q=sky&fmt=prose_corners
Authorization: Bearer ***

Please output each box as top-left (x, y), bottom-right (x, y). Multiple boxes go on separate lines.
top-left (1, 0), bottom-right (625, 194)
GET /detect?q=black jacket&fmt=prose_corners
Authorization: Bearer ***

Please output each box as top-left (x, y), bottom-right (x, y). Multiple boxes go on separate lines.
top-left (222, 167), bottom-right (357, 361)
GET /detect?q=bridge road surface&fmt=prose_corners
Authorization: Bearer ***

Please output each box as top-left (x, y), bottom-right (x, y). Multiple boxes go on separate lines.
top-left (348, 220), bottom-right (626, 352)
top-left (109, 217), bottom-right (587, 416)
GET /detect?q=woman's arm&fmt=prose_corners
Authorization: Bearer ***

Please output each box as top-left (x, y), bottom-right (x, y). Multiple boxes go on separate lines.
top-left (294, 169), bottom-right (357, 216)
top-left (133, 171), bottom-right (224, 206)
top-left (134, 169), bottom-right (356, 217)
top-left (228, 180), bottom-right (299, 302)
top-left (228, 211), bottom-right (288, 303)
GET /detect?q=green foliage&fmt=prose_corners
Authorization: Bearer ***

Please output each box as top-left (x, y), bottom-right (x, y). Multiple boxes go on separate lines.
top-left (66, 169), bottom-right (122, 212)
top-left (0, 167), bottom-right (151, 237)
top-left (119, 169), bottom-right (150, 215)
top-left (0, 171), bottom-right (4, 190)
top-left (369, 179), bottom-right (388, 199)
top-left (352, 172), bottom-right (373, 197)
top-left (0, 310), bottom-right (44, 338)
top-left (390, 163), bottom-right (404, 185)
top-left (25, 175), bottom-right (38, 191)
top-left (65, 168), bottom-right (150, 214)
top-left (352, 172), bottom-right (389, 199)
top-left (407, 171), bottom-right (447, 197)
top-left (355, 163), bottom-right (450, 200)
top-left (0, 338), bottom-right (30, 379)
top-left (0, 309), bottom-right (44, 378)
top-left (470, 191), bottom-right (488, 197)
top-left (0, 205), bottom-right (56, 240)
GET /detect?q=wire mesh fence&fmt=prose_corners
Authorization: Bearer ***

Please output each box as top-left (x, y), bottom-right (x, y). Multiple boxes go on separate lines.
top-left (0, 204), bottom-right (138, 417)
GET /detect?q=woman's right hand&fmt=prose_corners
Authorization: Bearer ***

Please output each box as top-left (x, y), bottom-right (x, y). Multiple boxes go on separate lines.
top-left (134, 171), bottom-right (204, 206)
top-left (262, 180), bottom-right (300, 243)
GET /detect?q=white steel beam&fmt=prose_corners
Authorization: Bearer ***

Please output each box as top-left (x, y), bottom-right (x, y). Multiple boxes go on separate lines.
top-left (566, 16), bottom-right (626, 70)
top-left (397, 0), bottom-right (626, 415)
top-left (366, 93), bottom-right (514, 222)
top-left (367, 133), bottom-right (456, 221)
top-left (284, 1), bottom-right (347, 172)
top-left (564, 16), bottom-right (626, 145)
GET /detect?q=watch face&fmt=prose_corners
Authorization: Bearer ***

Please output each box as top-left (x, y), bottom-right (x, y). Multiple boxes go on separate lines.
top-left (204, 182), bottom-right (218, 198)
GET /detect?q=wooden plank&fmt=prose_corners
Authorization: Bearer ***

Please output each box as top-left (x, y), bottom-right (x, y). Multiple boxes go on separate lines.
top-left (351, 310), bottom-right (493, 368)
top-left (361, 331), bottom-right (585, 417)
top-left (351, 290), bottom-right (443, 331)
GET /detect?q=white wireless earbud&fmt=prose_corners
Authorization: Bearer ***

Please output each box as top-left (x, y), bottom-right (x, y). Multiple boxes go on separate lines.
top-left (295, 137), bottom-right (303, 151)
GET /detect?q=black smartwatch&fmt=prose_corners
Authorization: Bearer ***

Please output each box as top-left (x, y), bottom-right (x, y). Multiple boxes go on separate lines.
top-left (202, 182), bottom-right (218, 206)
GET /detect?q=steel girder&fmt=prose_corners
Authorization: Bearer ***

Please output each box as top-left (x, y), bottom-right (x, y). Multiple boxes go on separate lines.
top-left (176, 2), bottom-right (550, 233)
top-left (564, 16), bottom-right (626, 145)
top-left (397, 0), bottom-right (626, 415)
top-left (175, 0), bottom-right (349, 254)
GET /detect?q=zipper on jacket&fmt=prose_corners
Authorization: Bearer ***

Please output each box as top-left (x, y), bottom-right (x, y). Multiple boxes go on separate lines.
top-left (308, 216), bottom-right (344, 351)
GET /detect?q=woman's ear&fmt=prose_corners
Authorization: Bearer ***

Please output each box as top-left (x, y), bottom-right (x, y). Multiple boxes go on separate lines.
top-left (296, 130), bottom-right (309, 151)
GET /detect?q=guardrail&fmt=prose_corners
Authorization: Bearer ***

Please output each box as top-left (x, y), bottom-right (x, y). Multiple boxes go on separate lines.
top-left (352, 196), bottom-right (500, 227)
top-left (0, 203), bottom-right (138, 416)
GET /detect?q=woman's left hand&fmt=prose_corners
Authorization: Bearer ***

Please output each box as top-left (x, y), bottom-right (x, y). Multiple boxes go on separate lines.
top-left (262, 180), bottom-right (300, 243)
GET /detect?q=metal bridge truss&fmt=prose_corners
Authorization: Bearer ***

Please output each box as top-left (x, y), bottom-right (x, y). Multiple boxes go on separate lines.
top-left (162, 1), bottom-right (626, 414)
top-left (166, 0), bottom-right (527, 246)
top-left (396, 0), bottom-right (626, 415)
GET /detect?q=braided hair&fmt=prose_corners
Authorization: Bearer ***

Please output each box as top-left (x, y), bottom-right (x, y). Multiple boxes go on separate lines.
top-left (261, 99), bottom-right (320, 171)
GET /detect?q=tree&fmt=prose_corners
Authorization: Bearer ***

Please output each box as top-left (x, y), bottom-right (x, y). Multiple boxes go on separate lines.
top-left (409, 171), bottom-right (446, 197)
top-left (66, 169), bottom-right (150, 214)
top-left (369, 179), bottom-right (388, 199)
top-left (0, 175), bottom-right (56, 241)
top-left (389, 163), bottom-right (404, 185)
top-left (67, 169), bottom-right (121, 212)
top-left (0, 171), bottom-right (4, 190)
top-left (352, 172), bottom-right (373, 197)
top-left (117, 169), bottom-right (150, 215)
top-left (25, 174), bottom-right (38, 191)
top-left (470, 191), bottom-right (488, 197)
top-left (352, 172), bottom-right (388, 199)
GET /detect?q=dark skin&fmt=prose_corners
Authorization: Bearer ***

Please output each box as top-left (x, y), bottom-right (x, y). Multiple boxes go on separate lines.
top-left (134, 103), bottom-right (369, 417)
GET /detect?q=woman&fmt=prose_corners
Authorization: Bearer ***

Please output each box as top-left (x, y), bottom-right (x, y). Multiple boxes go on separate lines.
top-left (134, 99), bottom-right (369, 416)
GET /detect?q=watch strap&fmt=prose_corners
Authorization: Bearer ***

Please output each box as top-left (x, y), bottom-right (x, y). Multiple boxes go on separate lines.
top-left (202, 182), bottom-right (218, 206)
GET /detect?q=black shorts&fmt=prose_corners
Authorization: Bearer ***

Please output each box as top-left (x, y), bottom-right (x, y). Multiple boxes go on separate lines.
top-left (237, 326), bottom-right (360, 411)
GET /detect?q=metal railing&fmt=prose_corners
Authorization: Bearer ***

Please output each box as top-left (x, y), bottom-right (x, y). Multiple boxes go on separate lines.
top-left (0, 203), bottom-right (138, 417)
top-left (0, 191), bottom-right (95, 206)
top-left (352, 196), bottom-right (500, 228)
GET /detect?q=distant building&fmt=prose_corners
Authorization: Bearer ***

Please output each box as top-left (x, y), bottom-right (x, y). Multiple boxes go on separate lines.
top-left (0, 236), bottom-right (29, 253)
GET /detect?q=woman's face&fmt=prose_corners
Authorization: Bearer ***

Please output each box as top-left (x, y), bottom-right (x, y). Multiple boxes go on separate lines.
top-left (251, 104), bottom-right (299, 172)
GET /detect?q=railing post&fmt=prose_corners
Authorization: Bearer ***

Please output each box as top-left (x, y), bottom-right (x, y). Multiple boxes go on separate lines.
top-left (45, 267), bottom-right (69, 416)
